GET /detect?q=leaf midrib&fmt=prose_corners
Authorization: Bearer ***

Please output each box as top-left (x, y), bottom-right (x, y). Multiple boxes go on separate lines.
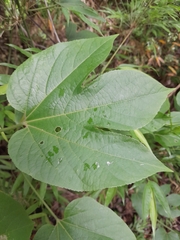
top-left (27, 124), bottom-right (164, 169)
top-left (26, 88), bottom-right (169, 123)
top-left (26, 38), bottom-right (113, 120)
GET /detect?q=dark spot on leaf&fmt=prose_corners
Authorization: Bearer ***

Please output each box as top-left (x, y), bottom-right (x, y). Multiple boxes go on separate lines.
top-left (83, 132), bottom-right (89, 139)
top-left (59, 88), bottom-right (65, 97)
top-left (92, 162), bottom-right (100, 169)
top-left (94, 108), bottom-right (97, 112)
top-left (55, 126), bottom-right (61, 133)
top-left (87, 117), bottom-right (93, 124)
top-left (46, 157), bottom-right (52, 165)
top-left (48, 151), bottom-right (54, 157)
top-left (53, 146), bottom-right (59, 154)
top-left (84, 163), bottom-right (90, 171)
top-left (39, 141), bottom-right (44, 145)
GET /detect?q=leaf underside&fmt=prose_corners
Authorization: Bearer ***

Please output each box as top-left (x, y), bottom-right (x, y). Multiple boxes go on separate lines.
top-left (7, 36), bottom-right (172, 191)
top-left (34, 197), bottom-right (136, 240)
top-left (0, 191), bottom-right (33, 240)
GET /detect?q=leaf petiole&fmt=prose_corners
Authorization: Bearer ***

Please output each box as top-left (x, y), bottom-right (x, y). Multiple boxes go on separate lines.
top-left (0, 123), bottom-right (23, 133)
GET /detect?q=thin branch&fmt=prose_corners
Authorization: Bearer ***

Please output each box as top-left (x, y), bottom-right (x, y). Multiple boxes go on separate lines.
top-left (0, 123), bottom-right (23, 133)
top-left (101, 28), bottom-right (134, 75)
top-left (168, 83), bottom-right (180, 98)
top-left (44, 0), bottom-right (60, 43)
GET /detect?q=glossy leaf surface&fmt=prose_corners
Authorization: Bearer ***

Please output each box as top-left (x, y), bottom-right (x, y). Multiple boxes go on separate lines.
top-left (34, 197), bottom-right (136, 240)
top-left (8, 37), bottom-right (172, 191)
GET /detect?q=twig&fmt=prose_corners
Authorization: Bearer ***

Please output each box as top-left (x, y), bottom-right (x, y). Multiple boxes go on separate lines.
top-left (101, 28), bottom-right (134, 74)
top-left (168, 83), bottom-right (180, 98)
top-left (44, 0), bottom-right (60, 43)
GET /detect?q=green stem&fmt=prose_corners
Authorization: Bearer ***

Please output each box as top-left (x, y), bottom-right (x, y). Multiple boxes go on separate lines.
top-left (101, 28), bottom-right (133, 75)
top-left (0, 123), bottom-right (23, 133)
top-left (28, 5), bottom-right (58, 12)
top-left (23, 173), bottom-right (59, 222)
top-left (0, 155), bottom-right (11, 159)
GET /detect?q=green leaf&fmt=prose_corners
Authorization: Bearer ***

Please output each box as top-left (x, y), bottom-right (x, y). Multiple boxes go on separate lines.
top-left (154, 131), bottom-right (180, 147)
top-left (105, 187), bottom-right (117, 206)
top-left (0, 84), bottom-right (8, 95)
top-left (155, 228), bottom-right (180, 240)
top-left (167, 194), bottom-right (180, 208)
top-left (7, 37), bottom-right (172, 191)
top-left (150, 181), bottom-right (171, 218)
top-left (142, 182), bottom-right (152, 220)
top-left (141, 112), bottom-right (170, 134)
top-left (0, 191), bottom-right (33, 240)
top-left (0, 74), bottom-right (10, 85)
top-left (58, 0), bottom-right (105, 22)
top-left (7, 44), bottom-right (32, 58)
top-left (0, 63), bottom-right (17, 69)
top-left (34, 197), bottom-right (136, 240)
top-left (149, 189), bottom-right (157, 238)
top-left (176, 91), bottom-right (180, 106)
top-left (66, 22), bottom-right (98, 41)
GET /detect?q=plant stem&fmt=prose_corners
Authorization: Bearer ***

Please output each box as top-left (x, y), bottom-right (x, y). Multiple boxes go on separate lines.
top-left (168, 83), bottom-right (180, 98)
top-left (0, 155), bottom-right (11, 159)
top-left (23, 173), bottom-right (59, 222)
top-left (44, 0), bottom-right (60, 43)
top-left (101, 28), bottom-right (133, 74)
top-left (14, 0), bottom-right (34, 47)
top-left (0, 123), bottom-right (23, 133)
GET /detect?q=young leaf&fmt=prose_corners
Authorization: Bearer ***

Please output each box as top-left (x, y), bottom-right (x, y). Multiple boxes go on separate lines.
top-left (150, 181), bottom-right (171, 218)
top-left (105, 187), bottom-right (117, 206)
top-left (142, 182), bottom-right (152, 220)
top-left (7, 37), bottom-right (172, 191)
top-left (7, 44), bottom-right (32, 58)
top-left (149, 190), bottom-right (157, 238)
top-left (0, 191), bottom-right (33, 240)
top-left (34, 197), bottom-right (136, 240)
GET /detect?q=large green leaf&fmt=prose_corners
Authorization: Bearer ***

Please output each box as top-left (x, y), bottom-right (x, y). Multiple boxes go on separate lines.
top-left (0, 191), bottom-right (33, 240)
top-left (34, 197), bottom-right (136, 240)
top-left (7, 37), bottom-right (172, 191)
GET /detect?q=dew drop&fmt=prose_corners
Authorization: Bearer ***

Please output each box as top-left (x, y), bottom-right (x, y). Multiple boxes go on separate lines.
top-left (55, 126), bottom-right (62, 133)
top-left (107, 161), bottom-right (113, 166)
top-left (96, 162), bottom-right (100, 169)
